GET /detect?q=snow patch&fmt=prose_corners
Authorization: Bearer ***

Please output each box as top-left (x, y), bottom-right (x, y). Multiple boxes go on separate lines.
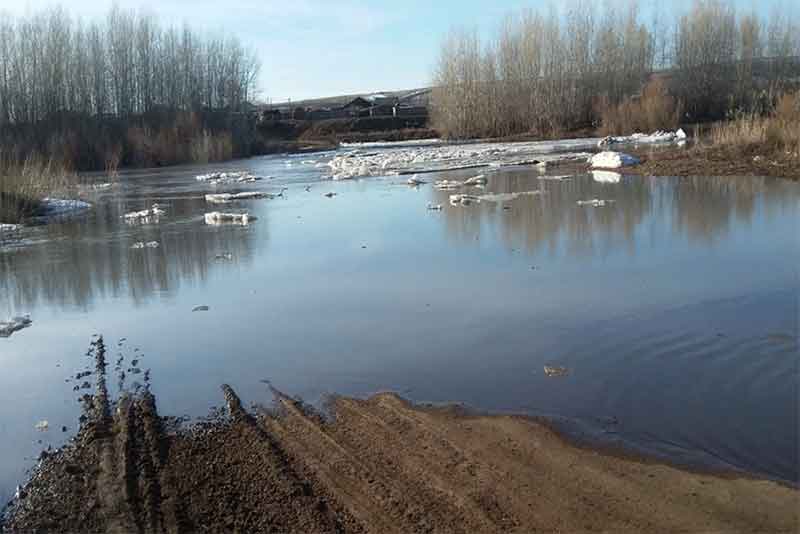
top-left (590, 152), bottom-right (639, 169)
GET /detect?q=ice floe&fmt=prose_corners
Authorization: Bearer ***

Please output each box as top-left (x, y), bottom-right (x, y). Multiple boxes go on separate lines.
top-left (598, 129), bottom-right (687, 148)
top-left (123, 204), bottom-right (165, 222)
top-left (40, 198), bottom-right (92, 218)
top-left (204, 212), bottom-right (255, 225)
top-left (205, 191), bottom-right (277, 204)
top-left (449, 194), bottom-right (482, 206)
top-left (537, 175), bottom-right (572, 181)
top-left (544, 365), bottom-right (569, 377)
top-left (0, 315), bottom-right (32, 338)
top-left (477, 190), bottom-right (544, 203)
top-left (591, 170), bottom-right (622, 184)
top-left (327, 139), bottom-right (596, 180)
top-left (407, 175), bottom-right (426, 186)
top-left (195, 171), bottom-right (263, 185)
top-left (590, 151), bottom-right (640, 169)
top-left (131, 241), bottom-right (159, 249)
top-left (340, 139), bottom-right (444, 149)
top-left (577, 199), bottom-right (615, 207)
top-left (427, 203), bottom-right (443, 211)
top-left (434, 174), bottom-right (488, 190)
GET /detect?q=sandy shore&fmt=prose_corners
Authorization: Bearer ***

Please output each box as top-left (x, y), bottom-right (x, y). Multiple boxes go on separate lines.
top-left (3, 377), bottom-right (797, 533)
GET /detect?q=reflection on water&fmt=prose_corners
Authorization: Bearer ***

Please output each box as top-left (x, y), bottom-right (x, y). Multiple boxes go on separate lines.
top-left (0, 195), bottom-right (262, 312)
top-left (2, 171), bottom-right (796, 313)
top-left (0, 154), bottom-right (798, 503)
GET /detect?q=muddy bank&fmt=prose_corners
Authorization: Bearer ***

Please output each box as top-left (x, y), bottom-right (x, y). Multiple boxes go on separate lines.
top-left (3, 339), bottom-right (797, 533)
top-left (631, 143), bottom-right (800, 180)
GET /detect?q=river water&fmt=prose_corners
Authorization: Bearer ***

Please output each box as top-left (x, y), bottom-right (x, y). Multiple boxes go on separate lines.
top-left (1, 139), bottom-right (798, 502)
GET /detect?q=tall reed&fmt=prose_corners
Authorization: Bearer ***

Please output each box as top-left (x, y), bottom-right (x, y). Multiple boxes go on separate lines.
top-left (0, 153), bottom-right (74, 223)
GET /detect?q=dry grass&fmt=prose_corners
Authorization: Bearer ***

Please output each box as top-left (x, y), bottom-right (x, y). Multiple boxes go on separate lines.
top-left (0, 153), bottom-right (75, 223)
top-left (190, 131), bottom-right (234, 164)
top-left (710, 92), bottom-right (800, 158)
top-left (598, 80), bottom-right (683, 136)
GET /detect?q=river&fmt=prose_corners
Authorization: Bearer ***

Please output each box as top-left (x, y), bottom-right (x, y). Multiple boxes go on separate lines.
top-left (1, 138), bottom-right (798, 503)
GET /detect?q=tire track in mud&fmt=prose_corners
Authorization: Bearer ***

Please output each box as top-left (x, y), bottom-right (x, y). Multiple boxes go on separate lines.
top-left (3, 338), bottom-right (798, 533)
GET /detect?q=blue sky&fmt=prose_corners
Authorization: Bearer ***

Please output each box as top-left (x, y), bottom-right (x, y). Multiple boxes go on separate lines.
top-left (1, 0), bottom-right (796, 101)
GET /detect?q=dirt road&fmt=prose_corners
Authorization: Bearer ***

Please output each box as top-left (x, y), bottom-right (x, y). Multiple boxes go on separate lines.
top-left (5, 384), bottom-right (798, 533)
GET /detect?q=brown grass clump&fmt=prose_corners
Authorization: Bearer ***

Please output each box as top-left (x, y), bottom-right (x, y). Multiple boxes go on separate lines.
top-left (0, 153), bottom-right (75, 223)
top-left (597, 80), bottom-right (683, 136)
top-left (710, 91), bottom-right (800, 158)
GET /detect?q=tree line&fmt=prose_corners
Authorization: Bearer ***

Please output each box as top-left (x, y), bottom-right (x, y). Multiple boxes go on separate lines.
top-left (432, 0), bottom-right (800, 139)
top-left (0, 5), bottom-right (259, 124)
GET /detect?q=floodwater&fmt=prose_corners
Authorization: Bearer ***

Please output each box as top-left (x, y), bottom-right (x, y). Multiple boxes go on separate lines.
top-left (1, 139), bottom-right (798, 503)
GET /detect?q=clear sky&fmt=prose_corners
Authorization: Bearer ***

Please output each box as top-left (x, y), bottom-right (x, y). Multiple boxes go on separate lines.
top-left (1, 0), bottom-right (795, 102)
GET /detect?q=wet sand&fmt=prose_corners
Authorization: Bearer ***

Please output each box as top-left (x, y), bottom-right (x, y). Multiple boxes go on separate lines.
top-left (3, 343), bottom-right (797, 534)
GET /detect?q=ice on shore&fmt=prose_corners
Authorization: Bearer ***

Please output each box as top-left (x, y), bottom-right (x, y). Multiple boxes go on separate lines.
top-left (204, 212), bottom-right (255, 225)
top-left (327, 139), bottom-right (597, 180)
top-left (40, 199), bottom-right (91, 218)
top-left (592, 170), bottom-right (622, 184)
top-left (590, 152), bottom-right (639, 169)
top-left (577, 199), bottom-right (615, 207)
top-left (0, 315), bottom-right (32, 338)
top-left (123, 204), bottom-right (165, 222)
top-left (205, 192), bottom-right (273, 204)
top-left (598, 129), bottom-right (687, 148)
top-left (131, 241), bottom-right (159, 249)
